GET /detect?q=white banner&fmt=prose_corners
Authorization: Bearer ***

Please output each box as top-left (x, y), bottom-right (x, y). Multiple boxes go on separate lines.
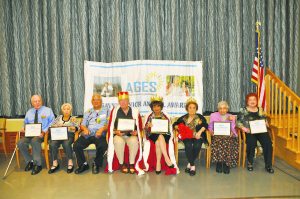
top-left (84, 60), bottom-right (203, 116)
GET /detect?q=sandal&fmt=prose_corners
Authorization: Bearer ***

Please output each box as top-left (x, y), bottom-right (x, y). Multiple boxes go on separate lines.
top-left (121, 164), bottom-right (129, 174)
top-left (129, 164), bottom-right (135, 174)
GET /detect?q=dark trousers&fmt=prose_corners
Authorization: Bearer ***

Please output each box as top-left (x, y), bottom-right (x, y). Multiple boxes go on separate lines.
top-left (49, 133), bottom-right (74, 161)
top-left (246, 132), bottom-right (273, 167)
top-left (183, 138), bottom-right (203, 166)
top-left (73, 136), bottom-right (107, 167)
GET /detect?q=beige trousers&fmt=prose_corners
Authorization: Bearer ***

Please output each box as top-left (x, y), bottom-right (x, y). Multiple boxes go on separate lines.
top-left (113, 135), bottom-right (139, 164)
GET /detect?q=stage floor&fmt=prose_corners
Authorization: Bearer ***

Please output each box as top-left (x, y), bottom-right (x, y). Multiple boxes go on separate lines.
top-left (0, 151), bottom-right (300, 199)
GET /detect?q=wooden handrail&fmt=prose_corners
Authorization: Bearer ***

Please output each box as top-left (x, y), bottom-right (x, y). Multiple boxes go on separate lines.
top-left (266, 69), bottom-right (300, 103)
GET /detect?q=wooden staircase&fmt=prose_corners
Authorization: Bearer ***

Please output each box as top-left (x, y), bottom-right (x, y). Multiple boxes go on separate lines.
top-left (265, 69), bottom-right (300, 170)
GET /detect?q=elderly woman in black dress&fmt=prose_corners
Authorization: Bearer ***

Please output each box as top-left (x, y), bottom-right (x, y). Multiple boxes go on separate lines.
top-left (173, 98), bottom-right (208, 176)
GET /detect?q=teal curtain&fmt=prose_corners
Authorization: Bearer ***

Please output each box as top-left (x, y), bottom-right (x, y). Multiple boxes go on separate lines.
top-left (0, 0), bottom-right (298, 116)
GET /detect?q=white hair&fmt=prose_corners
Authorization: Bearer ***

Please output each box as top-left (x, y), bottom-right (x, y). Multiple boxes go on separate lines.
top-left (217, 101), bottom-right (229, 109)
top-left (61, 103), bottom-right (73, 111)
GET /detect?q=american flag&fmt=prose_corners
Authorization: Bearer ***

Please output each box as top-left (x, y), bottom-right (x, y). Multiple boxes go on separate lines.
top-left (251, 31), bottom-right (266, 110)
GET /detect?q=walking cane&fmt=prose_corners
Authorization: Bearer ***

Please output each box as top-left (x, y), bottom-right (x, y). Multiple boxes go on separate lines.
top-left (2, 131), bottom-right (20, 180)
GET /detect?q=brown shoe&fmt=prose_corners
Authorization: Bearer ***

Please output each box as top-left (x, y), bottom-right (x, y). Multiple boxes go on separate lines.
top-left (129, 164), bottom-right (135, 174)
top-left (121, 164), bottom-right (128, 174)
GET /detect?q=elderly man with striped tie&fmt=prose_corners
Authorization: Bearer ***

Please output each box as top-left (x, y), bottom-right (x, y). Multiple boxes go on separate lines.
top-left (17, 94), bottom-right (55, 175)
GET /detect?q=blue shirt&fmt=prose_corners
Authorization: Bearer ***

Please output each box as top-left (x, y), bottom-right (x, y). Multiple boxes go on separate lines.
top-left (24, 106), bottom-right (55, 132)
top-left (82, 107), bottom-right (109, 137)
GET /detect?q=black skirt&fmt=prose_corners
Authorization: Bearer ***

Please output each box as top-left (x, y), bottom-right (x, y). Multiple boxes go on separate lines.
top-left (148, 133), bottom-right (171, 143)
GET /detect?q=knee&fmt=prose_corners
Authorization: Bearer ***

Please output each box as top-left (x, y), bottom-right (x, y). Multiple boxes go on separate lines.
top-left (113, 136), bottom-right (125, 145)
top-left (127, 136), bottom-right (138, 146)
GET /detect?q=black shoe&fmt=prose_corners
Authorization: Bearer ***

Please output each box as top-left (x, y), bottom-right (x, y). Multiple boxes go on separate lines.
top-left (189, 169), bottom-right (196, 176)
top-left (247, 162), bottom-right (254, 171)
top-left (67, 165), bottom-right (74, 174)
top-left (216, 162), bottom-right (222, 173)
top-left (223, 164), bottom-right (230, 174)
top-left (31, 165), bottom-right (42, 175)
top-left (48, 164), bottom-right (60, 174)
top-left (265, 166), bottom-right (274, 174)
top-left (155, 170), bottom-right (161, 175)
top-left (75, 164), bottom-right (89, 174)
top-left (92, 163), bottom-right (100, 174)
top-left (185, 168), bottom-right (191, 173)
top-left (25, 161), bottom-right (33, 172)
top-left (168, 164), bottom-right (174, 168)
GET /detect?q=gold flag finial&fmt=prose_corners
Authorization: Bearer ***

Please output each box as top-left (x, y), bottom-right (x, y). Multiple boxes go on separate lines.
top-left (256, 21), bottom-right (261, 31)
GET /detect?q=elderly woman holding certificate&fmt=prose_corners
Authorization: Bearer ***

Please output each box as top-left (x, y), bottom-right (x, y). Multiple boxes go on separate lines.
top-left (237, 93), bottom-right (274, 173)
top-left (48, 103), bottom-right (79, 174)
top-left (173, 98), bottom-right (208, 176)
top-left (208, 101), bottom-right (239, 174)
top-left (106, 92), bottom-right (144, 175)
top-left (143, 96), bottom-right (178, 175)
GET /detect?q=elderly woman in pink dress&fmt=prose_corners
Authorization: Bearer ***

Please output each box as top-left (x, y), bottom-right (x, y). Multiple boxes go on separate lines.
top-left (208, 101), bottom-right (239, 174)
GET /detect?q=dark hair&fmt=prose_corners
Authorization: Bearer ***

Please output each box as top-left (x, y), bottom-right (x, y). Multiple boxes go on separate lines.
top-left (185, 101), bottom-right (198, 111)
top-left (150, 101), bottom-right (164, 111)
top-left (246, 93), bottom-right (258, 106)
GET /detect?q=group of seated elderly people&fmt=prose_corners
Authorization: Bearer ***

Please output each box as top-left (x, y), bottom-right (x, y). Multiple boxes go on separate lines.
top-left (17, 92), bottom-right (274, 176)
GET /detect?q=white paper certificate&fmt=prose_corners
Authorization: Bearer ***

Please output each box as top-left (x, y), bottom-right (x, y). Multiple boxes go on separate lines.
top-left (213, 122), bottom-right (231, 136)
top-left (151, 119), bottom-right (169, 133)
top-left (117, 119), bottom-right (135, 131)
top-left (50, 127), bottom-right (68, 140)
top-left (25, 124), bottom-right (42, 137)
top-left (249, 120), bottom-right (267, 134)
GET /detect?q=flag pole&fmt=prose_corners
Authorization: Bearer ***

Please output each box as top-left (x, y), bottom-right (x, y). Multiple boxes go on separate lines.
top-left (256, 21), bottom-right (261, 102)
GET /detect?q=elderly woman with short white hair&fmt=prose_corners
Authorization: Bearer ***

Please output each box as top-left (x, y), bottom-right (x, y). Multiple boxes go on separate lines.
top-left (48, 103), bottom-right (79, 174)
top-left (208, 101), bottom-right (239, 174)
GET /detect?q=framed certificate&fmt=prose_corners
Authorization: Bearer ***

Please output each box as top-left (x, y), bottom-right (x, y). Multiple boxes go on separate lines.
top-left (25, 123), bottom-right (42, 137)
top-left (213, 122), bottom-right (231, 136)
top-left (151, 119), bottom-right (169, 134)
top-left (249, 119), bottom-right (267, 134)
top-left (50, 127), bottom-right (68, 140)
top-left (117, 119), bottom-right (135, 131)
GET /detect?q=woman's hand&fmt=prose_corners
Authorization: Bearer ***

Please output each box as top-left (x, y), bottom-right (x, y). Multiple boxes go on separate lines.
top-left (146, 122), bottom-right (153, 128)
top-left (242, 127), bottom-right (250, 133)
top-left (209, 130), bottom-right (214, 136)
top-left (174, 125), bottom-right (179, 130)
top-left (195, 131), bottom-right (202, 139)
top-left (228, 115), bottom-right (236, 121)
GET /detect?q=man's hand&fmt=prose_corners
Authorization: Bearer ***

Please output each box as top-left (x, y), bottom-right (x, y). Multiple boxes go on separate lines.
top-left (114, 130), bottom-right (123, 136)
top-left (39, 131), bottom-right (45, 138)
top-left (68, 126), bottom-right (76, 132)
top-left (131, 130), bottom-right (137, 136)
top-left (95, 129), bottom-right (103, 138)
top-left (20, 128), bottom-right (25, 133)
top-left (82, 129), bottom-right (90, 136)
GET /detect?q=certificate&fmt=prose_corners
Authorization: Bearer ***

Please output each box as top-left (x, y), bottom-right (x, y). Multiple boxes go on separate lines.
top-left (117, 119), bottom-right (135, 131)
top-left (151, 119), bottom-right (169, 134)
top-left (213, 122), bottom-right (231, 136)
top-left (249, 120), bottom-right (267, 134)
top-left (50, 127), bottom-right (68, 140)
top-left (25, 124), bottom-right (42, 137)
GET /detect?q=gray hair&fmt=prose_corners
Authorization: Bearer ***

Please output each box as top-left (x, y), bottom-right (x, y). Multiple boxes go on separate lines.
top-left (217, 101), bottom-right (229, 109)
top-left (61, 103), bottom-right (73, 111)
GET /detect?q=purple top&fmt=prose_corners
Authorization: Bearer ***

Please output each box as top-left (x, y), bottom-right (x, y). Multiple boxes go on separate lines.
top-left (208, 112), bottom-right (237, 137)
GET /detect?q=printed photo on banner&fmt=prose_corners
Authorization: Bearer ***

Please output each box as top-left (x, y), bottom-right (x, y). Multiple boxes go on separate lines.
top-left (166, 75), bottom-right (194, 96)
top-left (93, 76), bottom-right (122, 97)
